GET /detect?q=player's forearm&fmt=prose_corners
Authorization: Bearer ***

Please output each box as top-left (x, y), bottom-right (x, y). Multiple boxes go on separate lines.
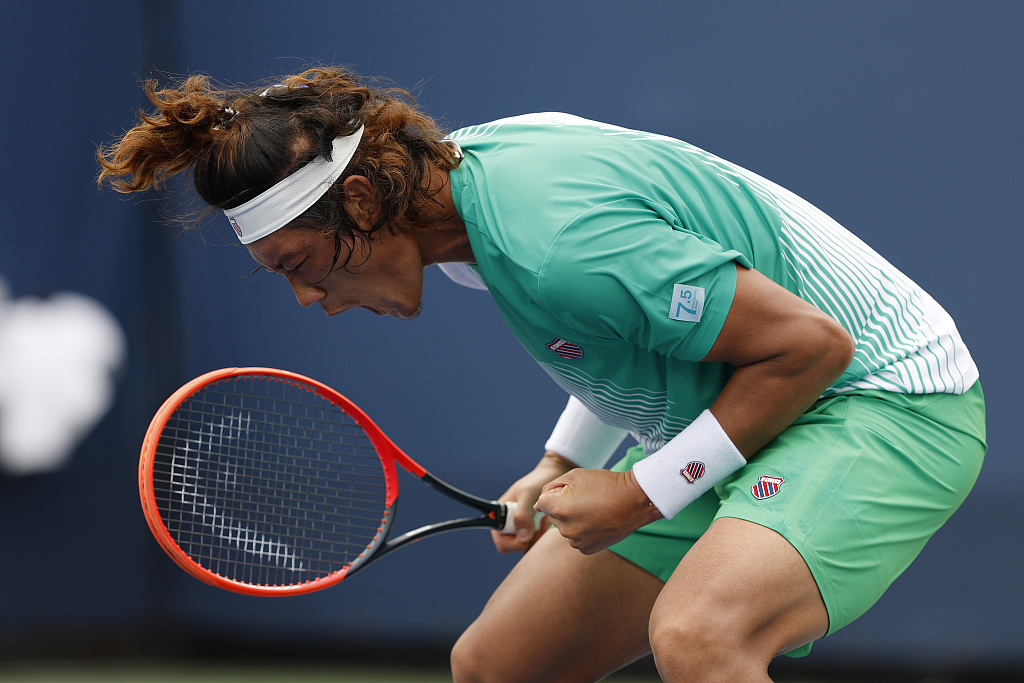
top-left (710, 320), bottom-right (854, 458)
top-left (632, 318), bottom-right (852, 520)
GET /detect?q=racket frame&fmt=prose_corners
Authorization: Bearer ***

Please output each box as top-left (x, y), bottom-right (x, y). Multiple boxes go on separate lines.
top-left (139, 367), bottom-right (514, 596)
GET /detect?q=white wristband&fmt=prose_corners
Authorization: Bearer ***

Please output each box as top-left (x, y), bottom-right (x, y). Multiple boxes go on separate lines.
top-left (632, 409), bottom-right (746, 519)
top-left (544, 396), bottom-right (629, 469)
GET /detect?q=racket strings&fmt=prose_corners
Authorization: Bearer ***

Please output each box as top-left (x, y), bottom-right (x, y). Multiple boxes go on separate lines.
top-left (152, 375), bottom-right (389, 587)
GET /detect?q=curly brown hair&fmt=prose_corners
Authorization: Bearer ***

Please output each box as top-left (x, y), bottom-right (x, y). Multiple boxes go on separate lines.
top-left (97, 66), bottom-right (461, 260)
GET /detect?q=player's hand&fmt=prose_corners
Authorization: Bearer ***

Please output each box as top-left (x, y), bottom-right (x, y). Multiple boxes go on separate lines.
top-left (534, 468), bottom-right (663, 555)
top-left (492, 452), bottom-right (576, 554)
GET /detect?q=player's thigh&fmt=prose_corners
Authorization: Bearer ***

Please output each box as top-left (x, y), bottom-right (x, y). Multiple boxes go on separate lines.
top-left (651, 516), bottom-right (828, 666)
top-left (715, 384), bottom-right (986, 639)
top-left (452, 528), bottom-right (663, 683)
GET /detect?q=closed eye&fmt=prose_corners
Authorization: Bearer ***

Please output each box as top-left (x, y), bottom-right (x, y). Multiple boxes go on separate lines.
top-left (285, 258), bottom-right (307, 274)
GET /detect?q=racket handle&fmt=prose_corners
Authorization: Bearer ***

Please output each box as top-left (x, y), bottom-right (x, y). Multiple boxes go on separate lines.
top-left (500, 501), bottom-right (545, 535)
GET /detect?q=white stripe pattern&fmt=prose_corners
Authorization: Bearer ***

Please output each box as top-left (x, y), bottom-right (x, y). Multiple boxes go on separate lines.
top-left (688, 149), bottom-right (976, 394)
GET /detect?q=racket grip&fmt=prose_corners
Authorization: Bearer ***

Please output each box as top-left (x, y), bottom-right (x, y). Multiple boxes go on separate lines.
top-left (500, 501), bottom-right (544, 535)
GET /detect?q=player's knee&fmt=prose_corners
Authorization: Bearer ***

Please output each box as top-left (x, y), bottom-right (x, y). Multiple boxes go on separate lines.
top-left (649, 606), bottom-right (757, 682)
top-left (450, 628), bottom-right (500, 683)
top-left (449, 634), bottom-right (480, 683)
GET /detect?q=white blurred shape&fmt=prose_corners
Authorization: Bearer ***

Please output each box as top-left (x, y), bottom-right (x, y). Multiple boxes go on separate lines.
top-left (0, 278), bottom-right (127, 475)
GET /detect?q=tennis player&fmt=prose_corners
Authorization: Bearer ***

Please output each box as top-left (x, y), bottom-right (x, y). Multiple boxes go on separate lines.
top-left (99, 67), bottom-right (986, 682)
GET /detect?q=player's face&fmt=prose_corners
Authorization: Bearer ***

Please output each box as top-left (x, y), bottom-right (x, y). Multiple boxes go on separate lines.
top-left (246, 226), bottom-right (425, 319)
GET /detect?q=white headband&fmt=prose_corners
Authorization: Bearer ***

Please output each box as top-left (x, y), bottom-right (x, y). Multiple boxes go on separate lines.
top-left (224, 125), bottom-right (364, 244)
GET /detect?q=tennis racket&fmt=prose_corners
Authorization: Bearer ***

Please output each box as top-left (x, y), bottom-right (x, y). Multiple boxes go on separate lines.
top-left (139, 367), bottom-right (531, 596)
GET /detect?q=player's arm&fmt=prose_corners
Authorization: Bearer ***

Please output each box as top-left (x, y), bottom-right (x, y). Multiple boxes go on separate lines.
top-left (628, 264), bottom-right (855, 521)
top-left (624, 263), bottom-right (855, 522)
top-left (537, 264), bottom-right (854, 552)
top-left (702, 264), bottom-right (855, 457)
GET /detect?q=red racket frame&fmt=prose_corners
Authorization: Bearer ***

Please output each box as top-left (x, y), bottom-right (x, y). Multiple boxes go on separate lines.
top-left (139, 367), bottom-right (513, 596)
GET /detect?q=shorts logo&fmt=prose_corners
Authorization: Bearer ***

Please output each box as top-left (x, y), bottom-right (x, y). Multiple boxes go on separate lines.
top-left (681, 461), bottom-right (705, 484)
top-left (669, 284), bottom-right (704, 322)
top-left (546, 338), bottom-right (584, 360)
top-left (751, 475), bottom-right (785, 500)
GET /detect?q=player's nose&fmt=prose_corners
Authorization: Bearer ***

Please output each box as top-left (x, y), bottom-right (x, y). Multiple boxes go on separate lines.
top-left (286, 273), bottom-right (326, 308)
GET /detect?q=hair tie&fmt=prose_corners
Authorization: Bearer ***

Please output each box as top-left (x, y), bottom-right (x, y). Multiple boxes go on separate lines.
top-left (212, 107), bottom-right (238, 131)
top-left (259, 83), bottom-right (310, 97)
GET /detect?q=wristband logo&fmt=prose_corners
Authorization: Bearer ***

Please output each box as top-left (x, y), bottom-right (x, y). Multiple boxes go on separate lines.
top-left (752, 475), bottom-right (786, 500)
top-left (680, 461), bottom-right (705, 484)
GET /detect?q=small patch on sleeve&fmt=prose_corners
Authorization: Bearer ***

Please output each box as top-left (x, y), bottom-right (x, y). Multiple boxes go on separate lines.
top-left (668, 284), bottom-right (705, 322)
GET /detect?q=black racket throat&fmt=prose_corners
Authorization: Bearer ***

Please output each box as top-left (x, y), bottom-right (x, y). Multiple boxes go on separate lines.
top-left (365, 470), bottom-right (510, 567)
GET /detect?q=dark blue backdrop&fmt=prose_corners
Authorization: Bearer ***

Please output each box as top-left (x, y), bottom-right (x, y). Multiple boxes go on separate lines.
top-left (2, 0), bottom-right (1021, 676)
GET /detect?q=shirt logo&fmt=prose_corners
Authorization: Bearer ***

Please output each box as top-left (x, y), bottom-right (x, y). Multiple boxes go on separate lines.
top-left (669, 284), bottom-right (704, 322)
top-left (681, 461), bottom-right (705, 484)
top-left (546, 338), bottom-right (584, 360)
top-left (751, 475), bottom-right (786, 500)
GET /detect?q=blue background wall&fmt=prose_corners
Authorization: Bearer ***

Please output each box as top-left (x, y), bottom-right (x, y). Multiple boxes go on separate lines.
top-left (2, 1), bottom-right (1021, 676)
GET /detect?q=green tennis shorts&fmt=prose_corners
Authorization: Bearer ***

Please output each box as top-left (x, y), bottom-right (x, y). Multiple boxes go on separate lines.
top-left (608, 382), bottom-right (986, 657)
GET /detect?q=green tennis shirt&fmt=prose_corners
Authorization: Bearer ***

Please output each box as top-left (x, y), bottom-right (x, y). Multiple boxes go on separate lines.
top-left (444, 114), bottom-right (978, 456)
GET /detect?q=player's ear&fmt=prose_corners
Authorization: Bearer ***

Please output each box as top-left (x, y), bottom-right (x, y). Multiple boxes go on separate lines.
top-left (342, 176), bottom-right (380, 231)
